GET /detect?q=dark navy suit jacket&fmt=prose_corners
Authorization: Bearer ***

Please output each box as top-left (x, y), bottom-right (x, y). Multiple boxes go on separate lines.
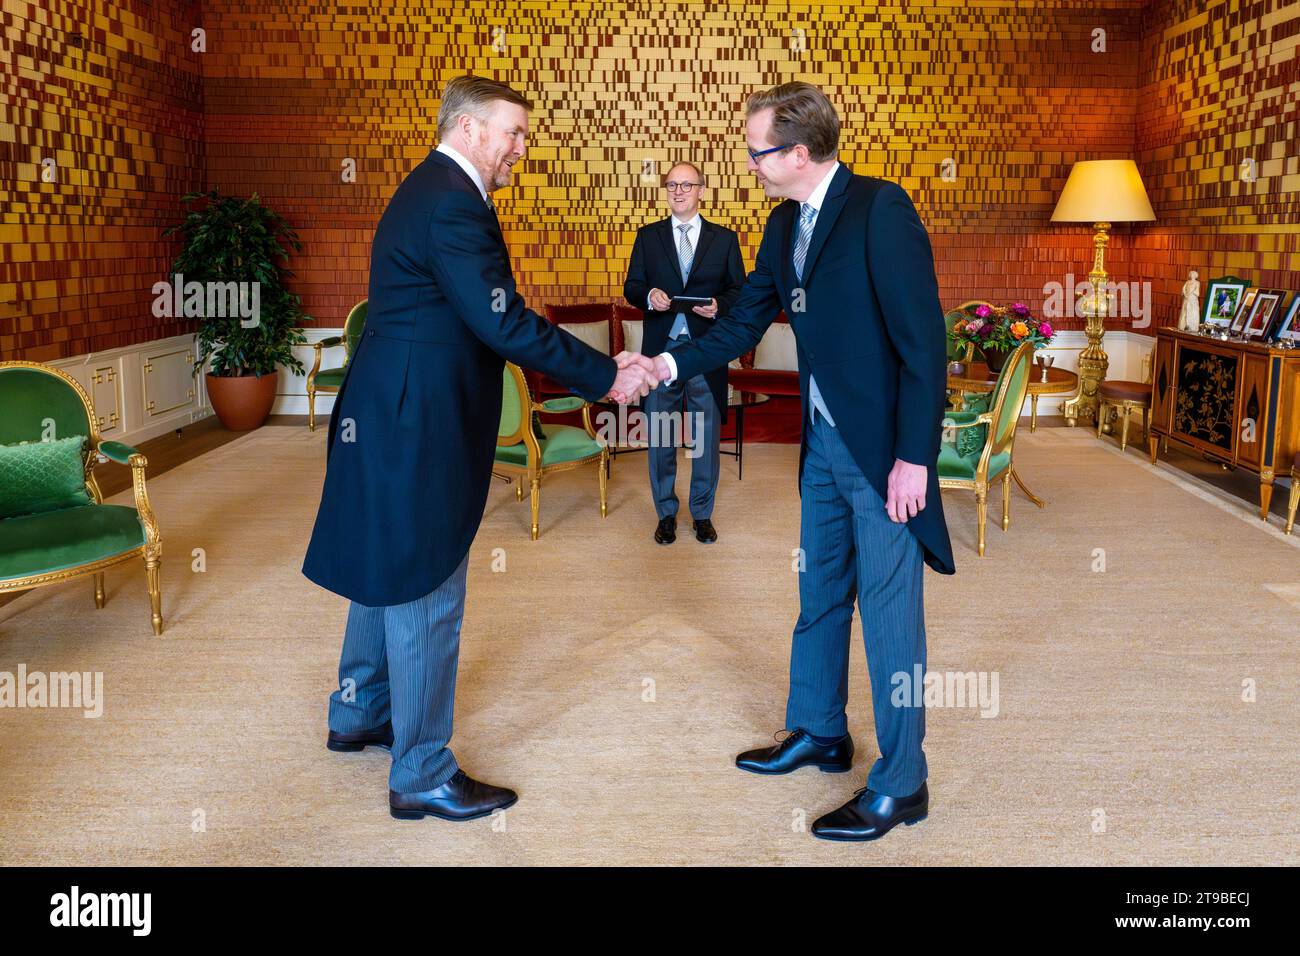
top-left (666, 166), bottom-right (956, 575)
top-left (303, 150), bottom-right (617, 606)
top-left (622, 216), bottom-right (745, 418)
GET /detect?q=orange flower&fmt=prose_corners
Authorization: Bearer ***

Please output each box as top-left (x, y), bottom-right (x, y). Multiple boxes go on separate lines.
top-left (1011, 321), bottom-right (1029, 338)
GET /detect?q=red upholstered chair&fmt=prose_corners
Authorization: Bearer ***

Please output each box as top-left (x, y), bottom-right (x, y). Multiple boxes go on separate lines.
top-left (612, 304), bottom-right (643, 356)
top-left (727, 312), bottom-right (802, 443)
top-left (727, 311), bottom-right (800, 397)
top-left (536, 303), bottom-right (615, 396)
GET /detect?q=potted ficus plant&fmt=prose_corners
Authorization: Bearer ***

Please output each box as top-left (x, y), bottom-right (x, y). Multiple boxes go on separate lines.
top-left (163, 189), bottom-right (308, 430)
top-left (949, 302), bottom-right (1054, 372)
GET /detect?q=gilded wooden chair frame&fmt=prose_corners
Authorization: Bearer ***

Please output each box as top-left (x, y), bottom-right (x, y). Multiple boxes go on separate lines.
top-left (938, 341), bottom-right (1035, 556)
top-left (494, 362), bottom-right (608, 540)
top-left (307, 299), bottom-right (367, 432)
top-left (0, 361), bottom-right (163, 634)
top-left (1095, 352), bottom-right (1155, 452)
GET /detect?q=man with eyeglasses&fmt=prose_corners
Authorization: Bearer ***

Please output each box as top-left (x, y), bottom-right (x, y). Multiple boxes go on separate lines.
top-left (619, 83), bottom-right (955, 843)
top-left (623, 161), bottom-right (745, 545)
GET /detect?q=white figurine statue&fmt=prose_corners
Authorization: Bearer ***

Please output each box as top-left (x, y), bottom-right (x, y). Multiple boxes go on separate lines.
top-left (1179, 271), bottom-right (1200, 331)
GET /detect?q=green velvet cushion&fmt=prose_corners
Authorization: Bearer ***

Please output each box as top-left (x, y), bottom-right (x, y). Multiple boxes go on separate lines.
top-left (0, 504), bottom-right (144, 580)
top-left (0, 436), bottom-right (91, 519)
top-left (540, 396), bottom-right (585, 413)
top-left (0, 367), bottom-right (91, 447)
top-left (314, 368), bottom-right (347, 388)
top-left (98, 440), bottom-right (140, 465)
top-left (495, 423), bottom-right (603, 468)
top-left (937, 440), bottom-right (1010, 482)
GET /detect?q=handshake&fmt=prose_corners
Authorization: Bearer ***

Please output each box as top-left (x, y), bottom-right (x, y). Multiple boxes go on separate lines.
top-left (606, 351), bottom-right (673, 404)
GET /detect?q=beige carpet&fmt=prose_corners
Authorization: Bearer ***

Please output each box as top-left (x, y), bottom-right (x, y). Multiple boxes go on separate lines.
top-left (1, 423), bottom-right (1297, 865)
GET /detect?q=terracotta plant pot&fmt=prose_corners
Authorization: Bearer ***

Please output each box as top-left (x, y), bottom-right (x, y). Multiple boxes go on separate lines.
top-left (205, 370), bottom-right (278, 431)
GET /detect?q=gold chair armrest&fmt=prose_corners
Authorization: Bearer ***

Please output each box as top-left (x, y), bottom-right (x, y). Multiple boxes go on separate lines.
top-left (534, 397), bottom-right (586, 413)
top-left (96, 441), bottom-right (161, 551)
top-left (941, 413), bottom-right (993, 430)
top-left (533, 396), bottom-right (601, 440)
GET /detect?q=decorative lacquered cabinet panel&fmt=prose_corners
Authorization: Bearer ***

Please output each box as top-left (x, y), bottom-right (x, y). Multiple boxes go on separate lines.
top-left (1150, 328), bottom-right (1300, 519)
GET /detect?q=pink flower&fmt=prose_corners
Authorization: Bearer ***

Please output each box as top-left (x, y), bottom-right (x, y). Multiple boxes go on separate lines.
top-left (1038, 322), bottom-right (1053, 337)
top-left (975, 305), bottom-right (992, 318)
top-left (1011, 302), bottom-right (1030, 317)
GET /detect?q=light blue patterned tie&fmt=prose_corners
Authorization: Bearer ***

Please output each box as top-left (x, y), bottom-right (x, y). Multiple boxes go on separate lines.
top-left (792, 202), bottom-right (816, 282)
top-left (670, 223), bottom-right (695, 339)
top-left (677, 222), bottom-right (694, 279)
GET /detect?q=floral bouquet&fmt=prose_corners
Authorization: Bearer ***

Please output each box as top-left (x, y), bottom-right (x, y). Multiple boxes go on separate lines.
top-left (949, 302), bottom-right (1054, 370)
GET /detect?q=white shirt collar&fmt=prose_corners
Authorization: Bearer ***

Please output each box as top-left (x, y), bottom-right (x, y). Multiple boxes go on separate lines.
top-left (669, 211), bottom-right (702, 234)
top-left (803, 162), bottom-right (841, 214)
top-left (435, 142), bottom-right (489, 202)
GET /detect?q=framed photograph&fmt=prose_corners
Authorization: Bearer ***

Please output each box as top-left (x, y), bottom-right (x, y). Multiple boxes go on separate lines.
top-left (1203, 275), bottom-right (1250, 327)
top-left (1241, 289), bottom-right (1284, 339)
top-left (1228, 288), bottom-right (1259, 332)
top-left (1273, 294), bottom-right (1300, 343)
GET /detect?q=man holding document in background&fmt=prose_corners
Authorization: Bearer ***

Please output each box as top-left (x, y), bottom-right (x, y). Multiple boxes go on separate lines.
top-left (623, 161), bottom-right (745, 545)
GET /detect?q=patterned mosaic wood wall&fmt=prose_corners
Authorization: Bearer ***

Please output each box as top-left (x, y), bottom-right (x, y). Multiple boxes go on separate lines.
top-left (198, 0), bottom-right (1143, 334)
top-left (6, 1), bottom-right (1295, 363)
top-left (1135, 0), bottom-right (1300, 332)
top-left (0, 0), bottom-right (205, 362)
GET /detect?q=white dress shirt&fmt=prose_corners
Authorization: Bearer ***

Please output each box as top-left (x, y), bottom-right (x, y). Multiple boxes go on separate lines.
top-left (435, 142), bottom-right (488, 202)
top-left (801, 163), bottom-right (841, 426)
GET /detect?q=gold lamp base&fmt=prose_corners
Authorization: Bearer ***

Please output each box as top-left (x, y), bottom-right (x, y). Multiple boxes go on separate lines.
top-left (1063, 221), bottom-right (1112, 428)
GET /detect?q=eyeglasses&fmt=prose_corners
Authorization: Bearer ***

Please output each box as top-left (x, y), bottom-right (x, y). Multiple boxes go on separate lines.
top-left (747, 143), bottom-right (792, 163)
top-left (665, 181), bottom-right (702, 192)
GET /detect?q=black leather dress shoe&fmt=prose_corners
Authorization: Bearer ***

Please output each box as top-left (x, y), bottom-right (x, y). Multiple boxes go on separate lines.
top-left (735, 728), bottom-right (854, 775)
top-left (693, 518), bottom-right (717, 543)
top-left (654, 515), bottom-right (677, 544)
top-left (389, 770), bottom-right (518, 821)
top-left (327, 720), bottom-right (393, 752)
top-left (811, 782), bottom-right (929, 841)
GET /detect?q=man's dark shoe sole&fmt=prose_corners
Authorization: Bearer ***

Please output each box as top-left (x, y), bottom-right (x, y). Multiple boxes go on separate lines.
top-left (811, 812), bottom-right (927, 842)
top-left (389, 793), bottom-right (518, 822)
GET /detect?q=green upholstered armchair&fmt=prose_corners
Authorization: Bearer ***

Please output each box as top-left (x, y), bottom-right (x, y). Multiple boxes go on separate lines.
top-left (0, 362), bottom-right (163, 634)
top-left (938, 341), bottom-right (1034, 557)
top-left (307, 299), bottom-right (367, 431)
top-left (494, 362), bottom-right (608, 540)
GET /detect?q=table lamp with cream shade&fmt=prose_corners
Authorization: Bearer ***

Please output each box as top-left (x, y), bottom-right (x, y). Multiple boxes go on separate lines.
top-left (1050, 159), bottom-right (1156, 427)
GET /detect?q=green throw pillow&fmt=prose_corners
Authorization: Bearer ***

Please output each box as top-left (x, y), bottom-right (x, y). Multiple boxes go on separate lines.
top-left (954, 394), bottom-right (990, 457)
top-left (0, 436), bottom-right (92, 519)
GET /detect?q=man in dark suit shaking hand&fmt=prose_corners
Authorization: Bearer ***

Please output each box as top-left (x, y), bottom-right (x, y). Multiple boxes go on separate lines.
top-left (623, 162), bottom-right (745, 545)
top-left (303, 76), bottom-right (658, 823)
top-left (622, 82), bottom-right (956, 842)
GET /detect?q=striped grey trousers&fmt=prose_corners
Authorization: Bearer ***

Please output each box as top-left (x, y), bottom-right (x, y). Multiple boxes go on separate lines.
top-left (328, 554), bottom-right (469, 793)
top-left (785, 413), bottom-right (928, 797)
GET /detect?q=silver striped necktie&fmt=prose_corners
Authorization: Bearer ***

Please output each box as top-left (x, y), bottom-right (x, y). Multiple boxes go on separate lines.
top-left (792, 202), bottom-right (816, 281)
top-left (678, 222), bottom-right (694, 280)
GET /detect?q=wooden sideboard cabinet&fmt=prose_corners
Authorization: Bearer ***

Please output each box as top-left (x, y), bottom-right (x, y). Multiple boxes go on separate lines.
top-left (1149, 327), bottom-right (1300, 518)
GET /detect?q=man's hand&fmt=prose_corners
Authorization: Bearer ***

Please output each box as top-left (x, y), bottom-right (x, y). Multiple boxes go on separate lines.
top-left (691, 298), bottom-right (718, 319)
top-left (615, 351), bottom-right (671, 385)
top-left (648, 288), bottom-right (671, 312)
top-left (885, 458), bottom-right (927, 523)
top-left (606, 358), bottom-right (659, 404)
